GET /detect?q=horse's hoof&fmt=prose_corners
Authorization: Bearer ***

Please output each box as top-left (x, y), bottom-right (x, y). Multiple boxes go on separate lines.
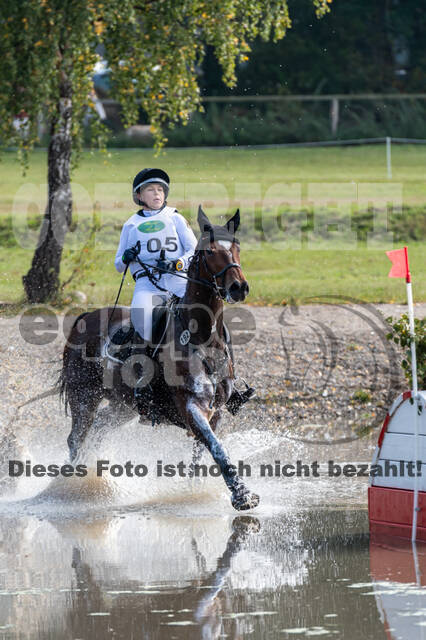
top-left (232, 515), bottom-right (261, 535)
top-left (231, 488), bottom-right (260, 511)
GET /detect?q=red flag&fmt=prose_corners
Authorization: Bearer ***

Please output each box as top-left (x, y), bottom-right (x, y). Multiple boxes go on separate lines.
top-left (386, 246), bottom-right (410, 282)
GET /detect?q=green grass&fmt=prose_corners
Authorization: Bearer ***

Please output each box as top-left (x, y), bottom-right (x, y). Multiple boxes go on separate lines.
top-left (0, 145), bottom-right (425, 306)
top-left (2, 243), bottom-right (424, 308)
top-left (2, 144), bottom-right (426, 210)
top-left (241, 245), bottom-right (426, 305)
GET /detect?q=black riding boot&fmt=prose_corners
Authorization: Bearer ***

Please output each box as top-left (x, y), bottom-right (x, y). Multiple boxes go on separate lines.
top-left (132, 340), bottom-right (159, 424)
top-left (226, 381), bottom-right (256, 416)
top-left (109, 325), bottom-right (134, 362)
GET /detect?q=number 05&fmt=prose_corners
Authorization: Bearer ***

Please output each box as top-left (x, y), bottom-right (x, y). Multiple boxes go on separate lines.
top-left (165, 236), bottom-right (178, 252)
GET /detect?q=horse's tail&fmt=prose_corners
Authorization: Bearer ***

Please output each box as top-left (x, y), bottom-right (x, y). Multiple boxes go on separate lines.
top-left (57, 311), bottom-right (91, 416)
top-left (57, 364), bottom-right (69, 416)
top-left (18, 386), bottom-right (60, 410)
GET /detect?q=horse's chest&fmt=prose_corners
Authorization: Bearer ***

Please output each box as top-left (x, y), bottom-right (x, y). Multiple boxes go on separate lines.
top-left (190, 372), bottom-right (214, 399)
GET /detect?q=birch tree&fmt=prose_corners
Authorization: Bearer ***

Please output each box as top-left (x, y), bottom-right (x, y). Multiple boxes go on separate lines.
top-left (0, 0), bottom-right (330, 302)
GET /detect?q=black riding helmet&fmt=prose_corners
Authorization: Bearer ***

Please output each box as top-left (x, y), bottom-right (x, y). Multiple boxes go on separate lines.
top-left (132, 168), bottom-right (170, 206)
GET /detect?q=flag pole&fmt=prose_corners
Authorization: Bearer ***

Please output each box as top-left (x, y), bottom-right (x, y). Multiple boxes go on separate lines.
top-left (386, 246), bottom-right (420, 540)
top-left (405, 247), bottom-right (418, 396)
top-left (404, 246), bottom-right (420, 542)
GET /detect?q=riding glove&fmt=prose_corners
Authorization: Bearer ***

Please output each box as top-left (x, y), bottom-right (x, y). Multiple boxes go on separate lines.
top-left (156, 257), bottom-right (177, 272)
top-left (122, 246), bottom-right (140, 265)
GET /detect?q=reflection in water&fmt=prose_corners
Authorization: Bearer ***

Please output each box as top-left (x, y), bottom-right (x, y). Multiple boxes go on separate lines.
top-left (0, 419), bottom-right (424, 639)
top-left (0, 506), bottom-right (394, 640)
top-left (370, 536), bottom-right (426, 640)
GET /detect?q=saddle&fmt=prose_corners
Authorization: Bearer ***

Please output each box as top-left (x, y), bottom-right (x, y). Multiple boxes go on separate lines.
top-left (104, 301), bottom-right (171, 364)
top-left (105, 298), bottom-right (234, 365)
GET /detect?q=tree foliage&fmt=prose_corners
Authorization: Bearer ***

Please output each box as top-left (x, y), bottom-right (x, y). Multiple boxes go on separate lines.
top-left (0, 0), bottom-right (331, 158)
top-left (199, 0), bottom-right (425, 96)
top-left (386, 315), bottom-right (426, 390)
top-left (0, 0), bottom-right (331, 303)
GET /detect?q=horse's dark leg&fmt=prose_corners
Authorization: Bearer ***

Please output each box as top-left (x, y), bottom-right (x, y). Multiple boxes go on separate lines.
top-left (188, 410), bottom-right (225, 476)
top-left (184, 401), bottom-right (259, 511)
top-left (67, 390), bottom-right (103, 462)
top-left (91, 399), bottom-right (135, 434)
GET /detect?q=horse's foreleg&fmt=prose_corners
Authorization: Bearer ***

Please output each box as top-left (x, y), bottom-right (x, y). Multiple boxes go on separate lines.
top-left (186, 401), bottom-right (259, 511)
top-left (188, 411), bottom-right (220, 477)
top-left (67, 392), bottom-right (103, 462)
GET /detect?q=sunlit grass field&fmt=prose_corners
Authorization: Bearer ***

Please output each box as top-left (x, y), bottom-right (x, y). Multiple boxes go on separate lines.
top-left (0, 145), bottom-right (425, 306)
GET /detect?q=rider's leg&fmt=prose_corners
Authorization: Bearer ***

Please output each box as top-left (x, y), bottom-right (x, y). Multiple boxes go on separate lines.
top-left (132, 284), bottom-right (169, 338)
top-left (130, 286), bottom-right (169, 418)
top-left (131, 284), bottom-right (154, 343)
top-left (167, 274), bottom-right (186, 300)
top-left (130, 286), bottom-right (157, 401)
top-left (226, 384), bottom-right (256, 415)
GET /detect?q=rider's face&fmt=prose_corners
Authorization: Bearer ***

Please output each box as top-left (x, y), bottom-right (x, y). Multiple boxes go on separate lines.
top-left (139, 183), bottom-right (165, 210)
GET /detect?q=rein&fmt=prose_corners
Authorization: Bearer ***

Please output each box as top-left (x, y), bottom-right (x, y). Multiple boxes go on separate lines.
top-left (108, 238), bottom-right (242, 331)
top-left (134, 250), bottom-right (242, 300)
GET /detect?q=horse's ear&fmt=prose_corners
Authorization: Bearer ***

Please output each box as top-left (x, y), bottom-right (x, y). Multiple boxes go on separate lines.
top-left (225, 208), bottom-right (240, 234)
top-left (198, 205), bottom-right (212, 232)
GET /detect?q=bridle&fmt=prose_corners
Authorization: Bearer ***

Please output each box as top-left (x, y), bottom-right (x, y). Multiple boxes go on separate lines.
top-left (122, 226), bottom-right (244, 302)
top-left (197, 249), bottom-right (242, 299)
top-left (190, 228), bottom-right (243, 299)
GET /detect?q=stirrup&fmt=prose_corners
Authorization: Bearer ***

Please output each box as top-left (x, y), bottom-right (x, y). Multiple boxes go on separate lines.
top-left (226, 380), bottom-right (256, 416)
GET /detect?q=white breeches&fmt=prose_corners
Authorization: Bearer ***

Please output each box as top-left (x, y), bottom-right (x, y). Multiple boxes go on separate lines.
top-left (131, 274), bottom-right (187, 342)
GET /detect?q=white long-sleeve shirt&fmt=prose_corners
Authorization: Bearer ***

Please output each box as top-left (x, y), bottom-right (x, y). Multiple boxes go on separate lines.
top-left (114, 206), bottom-right (197, 279)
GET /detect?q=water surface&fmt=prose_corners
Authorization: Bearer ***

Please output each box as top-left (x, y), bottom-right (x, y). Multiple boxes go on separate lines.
top-left (0, 422), bottom-right (424, 639)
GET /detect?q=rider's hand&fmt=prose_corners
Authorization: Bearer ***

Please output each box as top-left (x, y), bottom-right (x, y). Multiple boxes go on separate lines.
top-left (122, 245), bottom-right (140, 265)
top-left (157, 257), bottom-right (177, 272)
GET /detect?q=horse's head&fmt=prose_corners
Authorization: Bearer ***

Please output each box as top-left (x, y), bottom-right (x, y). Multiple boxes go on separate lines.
top-left (196, 205), bottom-right (249, 303)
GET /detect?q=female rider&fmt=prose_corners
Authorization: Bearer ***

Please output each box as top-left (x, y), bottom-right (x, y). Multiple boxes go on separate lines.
top-left (114, 168), bottom-right (197, 344)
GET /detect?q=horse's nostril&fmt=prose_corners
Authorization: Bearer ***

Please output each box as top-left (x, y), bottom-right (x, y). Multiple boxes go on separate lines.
top-left (228, 280), bottom-right (249, 301)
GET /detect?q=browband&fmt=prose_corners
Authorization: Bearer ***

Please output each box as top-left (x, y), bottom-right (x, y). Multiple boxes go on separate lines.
top-left (197, 227), bottom-right (240, 250)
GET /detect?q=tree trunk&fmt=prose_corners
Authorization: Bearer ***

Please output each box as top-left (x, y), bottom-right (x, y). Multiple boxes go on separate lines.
top-left (22, 78), bottom-right (73, 303)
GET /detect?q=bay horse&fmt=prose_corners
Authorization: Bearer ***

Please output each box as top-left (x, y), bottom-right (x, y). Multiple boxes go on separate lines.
top-left (59, 206), bottom-right (259, 510)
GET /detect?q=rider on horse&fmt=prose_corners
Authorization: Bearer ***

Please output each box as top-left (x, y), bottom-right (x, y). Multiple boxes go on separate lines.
top-left (114, 167), bottom-right (196, 404)
top-left (114, 167), bottom-right (254, 416)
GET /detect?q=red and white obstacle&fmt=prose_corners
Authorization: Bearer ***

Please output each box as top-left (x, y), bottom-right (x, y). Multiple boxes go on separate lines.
top-left (369, 390), bottom-right (426, 540)
top-left (368, 247), bottom-right (425, 541)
